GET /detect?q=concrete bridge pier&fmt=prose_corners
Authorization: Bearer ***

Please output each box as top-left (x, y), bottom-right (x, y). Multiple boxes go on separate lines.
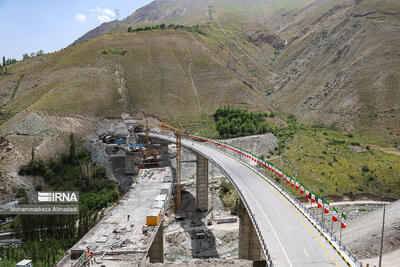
top-left (148, 223), bottom-right (164, 263)
top-left (239, 202), bottom-right (264, 262)
top-left (195, 153), bottom-right (209, 212)
top-left (125, 151), bottom-right (139, 175)
top-left (160, 142), bottom-right (169, 154)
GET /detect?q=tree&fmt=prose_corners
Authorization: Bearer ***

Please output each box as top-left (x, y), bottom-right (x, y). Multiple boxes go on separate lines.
top-left (2, 56), bottom-right (5, 73)
top-left (127, 26), bottom-right (132, 32)
top-left (160, 23), bottom-right (166, 29)
top-left (36, 50), bottom-right (43, 56)
top-left (31, 147), bottom-right (35, 161)
top-left (69, 133), bottom-right (76, 163)
top-left (22, 53), bottom-right (29, 60)
top-left (30, 52), bottom-right (36, 57)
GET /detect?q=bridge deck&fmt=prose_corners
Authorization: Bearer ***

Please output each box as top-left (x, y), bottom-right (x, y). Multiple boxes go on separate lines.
top-left (150, 133), bottom-right (349, 267)
top-left (58, 167), bottom-right (172, 266)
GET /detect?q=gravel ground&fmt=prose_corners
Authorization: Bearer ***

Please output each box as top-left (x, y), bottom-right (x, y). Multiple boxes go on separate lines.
top-left (163, 146), bottom-right (239, 262)
top-left (307, 200), bottom-right (400, 262)
top-left (341, 200), bottom-right (400, 260)
top-left (224, 133), bottom-right (278, 156)
top-left (3, 112), bottom-right (54, 137)
top-left (148, 258), bottom-right (252, 266)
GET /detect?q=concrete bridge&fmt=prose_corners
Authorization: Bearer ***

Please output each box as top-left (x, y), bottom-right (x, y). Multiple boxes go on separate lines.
top-left (145, 132), bottom-right (361, 267)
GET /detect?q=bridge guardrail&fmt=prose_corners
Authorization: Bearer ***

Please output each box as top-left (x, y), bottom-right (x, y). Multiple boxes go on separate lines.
top-left (180, 133), bottom-right (363, 267)
top-left (151, 132), bottom-right (273, 266)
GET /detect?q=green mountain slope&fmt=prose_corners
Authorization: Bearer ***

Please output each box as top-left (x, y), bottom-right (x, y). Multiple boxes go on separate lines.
top-left (2, 0), bottom-right (399, 140)
top-left (0, 29), bottom-right (269, 126)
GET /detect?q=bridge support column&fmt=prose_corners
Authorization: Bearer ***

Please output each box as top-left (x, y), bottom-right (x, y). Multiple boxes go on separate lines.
top-left (160, 143), bottom-right (169, 154)
top-left (195, 153), bottom-right (209, 212)
top-left (148, 223), bottom-right (164, 263)
top-left (125, 151), bottom-right (139, 175)
top-left (239, 202), bottom-right (264, 262)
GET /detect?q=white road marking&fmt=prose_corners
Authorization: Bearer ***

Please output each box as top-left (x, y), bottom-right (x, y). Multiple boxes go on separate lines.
top-left (153, 135), bottom-right (341, 266)
top-left (304, 249), bottom-right (310, 258)
top-left (242, 184), bottom-right (293, 267)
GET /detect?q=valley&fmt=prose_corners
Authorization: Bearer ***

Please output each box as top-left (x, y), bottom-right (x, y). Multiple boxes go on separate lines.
top-left (1, 0), bottom-right (399, 266)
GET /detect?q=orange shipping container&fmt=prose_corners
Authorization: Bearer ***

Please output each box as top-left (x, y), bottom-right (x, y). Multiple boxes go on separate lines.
top-left (146, 209), bottom-right (161, 226)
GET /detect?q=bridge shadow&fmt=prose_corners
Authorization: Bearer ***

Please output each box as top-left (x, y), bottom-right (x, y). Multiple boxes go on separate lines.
top-left (179, 188), bottom-right (219, 259)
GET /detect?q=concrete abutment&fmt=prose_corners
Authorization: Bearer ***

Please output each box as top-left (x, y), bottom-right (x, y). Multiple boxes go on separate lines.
top-left (148, 223), bottom-right (164, 263)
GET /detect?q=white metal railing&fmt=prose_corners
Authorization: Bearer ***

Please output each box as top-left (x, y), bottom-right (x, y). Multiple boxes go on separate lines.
top-left (181, 133), bottom-right (363, 267)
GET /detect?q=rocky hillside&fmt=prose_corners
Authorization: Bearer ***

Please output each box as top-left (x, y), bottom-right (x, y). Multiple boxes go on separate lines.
top-left (72, 0), bottom-right (400, 142)
top-left (271, 0), bottom-right (400, 142)
top-left (1, 0), bottom-right (399, 201)
top-left (0, 28), bottom-right (269, 182)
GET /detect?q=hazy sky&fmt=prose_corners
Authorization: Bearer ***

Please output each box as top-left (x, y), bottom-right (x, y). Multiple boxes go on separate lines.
top-left (0, 0), bottom-right (153, 60)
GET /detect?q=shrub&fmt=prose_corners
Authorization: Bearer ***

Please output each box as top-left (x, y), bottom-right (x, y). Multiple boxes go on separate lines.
top-left (102, 49), bottom-right (127, 56)
top-left (219, 178), bottom-right (232, 195)
top-left (362, 165), bottom-right (370, 172)
top-left (328, 138), bottom-right (345, 145)
top-left (213, 107), bottom-right (270, 138)
top-left (16, 188), bottom-right (27, 198)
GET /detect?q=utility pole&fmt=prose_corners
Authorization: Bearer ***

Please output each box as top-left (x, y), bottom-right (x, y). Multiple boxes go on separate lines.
top-left (176, 128), bottom-right (182, 213)
top-left (321, 175), bottom-right (327, 228)
top-left (208, 5), bottom-right (214, 23)
top-left (160, 122), bottom-right (182, 213)
top-left (115, 8), bottom-right (120, 20)
top-left (339, 211), bottom-right (343, 246)
top-left (379, 204), bottom-right (386, 267)
top-left (145, 120), bottom-right (149, 149)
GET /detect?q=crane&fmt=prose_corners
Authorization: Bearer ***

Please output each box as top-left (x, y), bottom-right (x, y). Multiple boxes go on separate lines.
top-left (145, 120), bottom-right (149, 149)
top-left (159, 121), bottom-right (182, 213)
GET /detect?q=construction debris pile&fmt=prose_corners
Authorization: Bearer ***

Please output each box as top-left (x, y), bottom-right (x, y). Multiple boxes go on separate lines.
top-left (57, 167), bottom-right (172, 266)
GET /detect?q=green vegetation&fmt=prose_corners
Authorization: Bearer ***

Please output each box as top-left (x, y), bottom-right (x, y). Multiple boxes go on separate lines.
top-left (218, 178), bottom-right (240, 215)
top-left (279, 126), bottom-right (400, 199)
top-left (18, 148), bottom-right (118, 205)
top-left (128, 24), bottom-right (204, 35)
top-left (274, 114), bottom-right (298, 154)
top-left (102, 49), bottom-right (127, 56)
top-left (0, 135), bottom-right (119, 266)
top-left (21, 50), bottom-right (44, 60)
top-left (213, 107), bottom-right (271, 138)
top-left (15, 188), bottom-right (27, 198)
top-left (0, 239), bottom-right (73, 267)
top-left (213, 107), bottom-right (298, 155)
top-left (1, 56), bottom-right (17, 74)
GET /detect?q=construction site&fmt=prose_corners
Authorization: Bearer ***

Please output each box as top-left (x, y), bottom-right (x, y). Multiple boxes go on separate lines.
top-left (55, 119), bottom-right (244, 266)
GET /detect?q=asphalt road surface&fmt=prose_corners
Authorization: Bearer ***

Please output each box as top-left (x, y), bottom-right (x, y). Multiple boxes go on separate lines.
top-left (150, 133), bottom-right (350, 267)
